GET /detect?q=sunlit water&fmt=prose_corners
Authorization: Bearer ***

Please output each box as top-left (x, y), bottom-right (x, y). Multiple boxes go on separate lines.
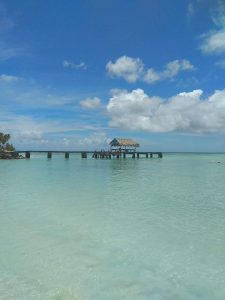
top-left (0, 153), bottom-right (225, 299)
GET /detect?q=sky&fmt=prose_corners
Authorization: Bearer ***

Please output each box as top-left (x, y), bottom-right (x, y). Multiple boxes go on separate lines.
top-left (0, 0), bottom-right (225, 152)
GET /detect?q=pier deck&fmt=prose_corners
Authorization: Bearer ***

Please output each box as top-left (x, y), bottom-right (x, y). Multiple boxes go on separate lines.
top-left (15, 150), bottom-right (163, 159)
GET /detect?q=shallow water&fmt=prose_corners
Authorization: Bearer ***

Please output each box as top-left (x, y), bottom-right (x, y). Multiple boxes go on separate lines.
top-left (1, 153), bottom-right (225, 299)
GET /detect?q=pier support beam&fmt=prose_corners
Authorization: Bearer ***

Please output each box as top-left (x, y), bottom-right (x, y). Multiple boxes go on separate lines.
top-left (65, 152), bottom-right (69, 159)
top-left (137, 153), bottom-right (139, 158)
top-left (158, 152), bottom-right (163, 158)
top-left (150, 153), bottom-right (153, 158)
top-left (123, 153), bottom-right (126, 159)
top-left (25, 151), bottom-right (30, 159)
top-left (132, 153), bottom-right (135, 159)
top-left (146, 153), bottom-right (148, 158)
top-left (81, 152), bottom-right (87, 158)
top-left (47, 152), bottom-right (52, 159)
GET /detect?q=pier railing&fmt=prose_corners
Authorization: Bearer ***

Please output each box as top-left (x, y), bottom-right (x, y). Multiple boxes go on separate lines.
top-left (15, 150), bottom-right (163, 159)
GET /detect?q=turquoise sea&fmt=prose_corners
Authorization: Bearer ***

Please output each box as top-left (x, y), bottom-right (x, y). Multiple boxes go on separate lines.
top-left (0, 153), bottom-right (225, 299)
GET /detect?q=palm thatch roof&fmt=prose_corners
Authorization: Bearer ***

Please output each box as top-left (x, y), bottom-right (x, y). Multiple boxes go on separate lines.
top-left (109, 138), bottom-right (140, 147)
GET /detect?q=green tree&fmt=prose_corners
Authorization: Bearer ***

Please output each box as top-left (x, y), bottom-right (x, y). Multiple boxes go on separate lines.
top-left (0, 132), bottom-right (15, 151)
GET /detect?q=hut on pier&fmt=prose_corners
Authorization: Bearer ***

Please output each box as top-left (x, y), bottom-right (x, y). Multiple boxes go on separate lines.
top-left (109, 138), bottom-right (139, 153)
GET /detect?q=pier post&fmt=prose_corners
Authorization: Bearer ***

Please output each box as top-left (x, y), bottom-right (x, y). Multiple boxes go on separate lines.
top-left (47, 152), bottom-right (52, 159)
top-left (65, 152), bottom-right (69, 159)
top-left (132, 153), bottom-right (135, 159)
top-left (81, 152), bottom-right (87, 158)
top-left (146, 153), bottom-right (148, 158)
top-left (123, 153), bottom-right (126, 159)
top-left (150, 153), bottom-right (153, 158)
top-left (137, 153), bottom-right (139, 158)
top-left (158, 152), bottom-right (163, 158)
top-left (25, 151), bottom-right (30, 159)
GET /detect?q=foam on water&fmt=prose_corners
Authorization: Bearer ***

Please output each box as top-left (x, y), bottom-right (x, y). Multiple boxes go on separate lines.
top-left (0, 153), bottom-right (225, 299)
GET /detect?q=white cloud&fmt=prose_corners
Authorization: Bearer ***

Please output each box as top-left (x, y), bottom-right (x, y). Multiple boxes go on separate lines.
top-left (0, 114), bottom-right (46, 145)
top-left (107, 88), bottom-right (225, 133)
top-left (63, 60), bottom-right (87, 70)
top-left (200, 1), bottom-right (225, 54)
top-left (106, 56), bottom-right (195, 84)
top-left (144, 68), bottom-right (160, 84)
top-left (0, 74), bottom-right (20, 82)
top-left (80, 97), bottom-right (101, 109)
top-left (0, 111), bottom-right (106, 150)
top-left (106, 56), bottom-right (144, 83)
top-left (144, 59), bottom-right (195, 84)
top-left (200, 29), bottom-right (225, 54)
top-left (165, 59), bottom-right (194, 75)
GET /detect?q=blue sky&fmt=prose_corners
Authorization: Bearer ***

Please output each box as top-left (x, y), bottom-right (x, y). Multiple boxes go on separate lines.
top-left (0, 0), bottom-right (225, 151)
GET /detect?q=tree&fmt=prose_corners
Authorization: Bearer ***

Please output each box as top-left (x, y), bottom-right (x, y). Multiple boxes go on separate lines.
top-left (0, 132), bottom-right (15, 151)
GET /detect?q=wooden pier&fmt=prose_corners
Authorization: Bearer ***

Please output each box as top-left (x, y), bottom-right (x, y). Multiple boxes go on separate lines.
top-left (15, 150), bottom-right (163, 159)
top-left (13, 138), bottom-right (163, 160)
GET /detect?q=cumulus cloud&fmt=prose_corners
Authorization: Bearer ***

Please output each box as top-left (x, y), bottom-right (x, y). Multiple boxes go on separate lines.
top-left (80, 97), bottom-right (101, 109)
top-left (63, 60), bottom-right (87, 70)
top-left (200, 1), bottom-right (225, 54)
top-left (107, 88), bottom-right (225, 133)
top-left (144, 59), bottom-right (195, 84)
top-left (106, 56), bottom-right (195, 84)
top-left (200, 29), bottom-right (225, 54)
top-left (106, 56), bottom-right (144, 83)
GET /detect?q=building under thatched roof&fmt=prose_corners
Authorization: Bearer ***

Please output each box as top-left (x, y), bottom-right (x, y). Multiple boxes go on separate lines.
top-left (109, 138), bottom-right (139, 152)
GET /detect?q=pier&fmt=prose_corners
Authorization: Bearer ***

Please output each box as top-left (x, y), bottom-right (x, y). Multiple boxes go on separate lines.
top-left (15, 138), bottom-right (163, 159)
top-left (15, 150), bottom-right (163, 159)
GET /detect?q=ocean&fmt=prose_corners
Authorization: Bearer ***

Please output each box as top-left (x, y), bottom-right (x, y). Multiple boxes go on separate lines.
top-left (0, 153), bottom-right (225, 299)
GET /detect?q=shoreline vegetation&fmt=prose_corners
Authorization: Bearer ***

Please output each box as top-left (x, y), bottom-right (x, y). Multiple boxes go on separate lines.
top-left (0, 132), bottom-right (24, 159)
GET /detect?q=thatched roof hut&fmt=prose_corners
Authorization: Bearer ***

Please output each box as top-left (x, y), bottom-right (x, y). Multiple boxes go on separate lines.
top-left (109, 138), bottom-right (139, 152)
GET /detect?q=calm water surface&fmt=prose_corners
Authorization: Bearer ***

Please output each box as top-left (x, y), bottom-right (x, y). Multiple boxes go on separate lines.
top-left (0, 153), bottom-right (225, 299)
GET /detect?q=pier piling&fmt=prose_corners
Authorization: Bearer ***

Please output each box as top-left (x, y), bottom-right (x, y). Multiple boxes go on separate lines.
top-left (81, 152), bottom-right (87, 158)
top-left (25, 151), bottom-right (30, 159)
